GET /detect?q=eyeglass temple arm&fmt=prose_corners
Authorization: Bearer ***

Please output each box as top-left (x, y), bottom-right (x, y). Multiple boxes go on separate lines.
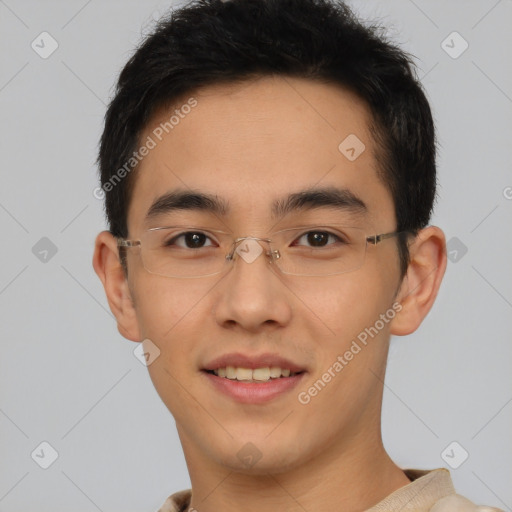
top-left (117, 240), bottom-right (141, 247)
top-left (366, 231), bottom-right (401, 245)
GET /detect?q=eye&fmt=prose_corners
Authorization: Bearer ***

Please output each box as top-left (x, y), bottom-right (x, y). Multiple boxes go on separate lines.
top-left (164, 231), bottom-right (217, 249)
top-left (292, 230), bottom-right (346, 248)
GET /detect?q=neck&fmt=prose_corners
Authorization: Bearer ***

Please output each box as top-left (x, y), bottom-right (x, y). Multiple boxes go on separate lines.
top-left (180, 425), bottom-right (411, 512)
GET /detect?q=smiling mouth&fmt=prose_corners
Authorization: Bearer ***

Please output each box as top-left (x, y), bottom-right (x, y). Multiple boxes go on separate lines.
top-left (205, 366), bottom-right (303, 382)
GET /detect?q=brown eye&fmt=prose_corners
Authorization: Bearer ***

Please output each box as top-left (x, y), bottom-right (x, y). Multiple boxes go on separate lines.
top-left (307, 232), bottom-right (329, 247)
top-left (165, 231), bottom-right (215, 249)
top-left (294, 231), bottom-right (344, 248)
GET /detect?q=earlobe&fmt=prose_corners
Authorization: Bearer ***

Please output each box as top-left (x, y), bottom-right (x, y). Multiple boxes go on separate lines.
top-left (390, 226), bottom-right (447, 336)
top-left (92, 231), bottom-right (141, 342)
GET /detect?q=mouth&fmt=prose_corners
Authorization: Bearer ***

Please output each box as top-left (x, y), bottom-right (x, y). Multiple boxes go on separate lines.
top-left (201, 354), bottom-right (307, 404)
top-left (205, 366), bottom-right (302, 382)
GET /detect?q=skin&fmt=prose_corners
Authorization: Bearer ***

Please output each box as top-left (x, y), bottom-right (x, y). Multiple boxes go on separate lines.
top-left (93, 75), bottom-right (446, 511)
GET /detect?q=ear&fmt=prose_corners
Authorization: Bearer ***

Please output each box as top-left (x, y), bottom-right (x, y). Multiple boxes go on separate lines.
top-left (390, 226), bottom-right (447, 336)
top-left (92, 231), bottom-right (141, 342)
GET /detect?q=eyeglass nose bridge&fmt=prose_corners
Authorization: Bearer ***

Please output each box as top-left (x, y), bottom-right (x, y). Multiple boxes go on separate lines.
top-left (225, 236), bottom-right (281, 263)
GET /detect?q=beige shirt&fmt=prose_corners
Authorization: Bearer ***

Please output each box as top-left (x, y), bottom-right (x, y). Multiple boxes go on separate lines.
top-left (157, 468), bottom-right (504, 512)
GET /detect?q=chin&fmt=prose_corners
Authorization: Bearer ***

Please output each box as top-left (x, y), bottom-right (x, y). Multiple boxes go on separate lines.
top-left (206, 433), bottom-right (311, 476)
top-left (219, 449), bottom-right (305, 476)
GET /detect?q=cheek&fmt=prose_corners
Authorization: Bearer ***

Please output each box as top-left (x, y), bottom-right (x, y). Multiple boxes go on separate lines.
top-left (132, 275), bottom-right (216, 341)
top-left (293, 276), bottom-right (397, 423)
top-left (132, 277), bottom-right (217, 416)
top-left (289, 269), bottom-right (396, 344)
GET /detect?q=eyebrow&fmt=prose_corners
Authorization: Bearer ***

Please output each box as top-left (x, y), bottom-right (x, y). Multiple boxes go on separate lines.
top-left (272, 186), bottom-right (367, 219)
top-left (145, 186), bottom-right (367, 223)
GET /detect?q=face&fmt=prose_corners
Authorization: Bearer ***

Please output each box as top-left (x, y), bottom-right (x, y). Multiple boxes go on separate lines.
top-left (123, 76), bottom-right (404, 473)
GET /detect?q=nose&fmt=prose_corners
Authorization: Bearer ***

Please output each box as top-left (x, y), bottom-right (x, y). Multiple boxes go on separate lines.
top-left (213, 237), bottom-right (292, 332)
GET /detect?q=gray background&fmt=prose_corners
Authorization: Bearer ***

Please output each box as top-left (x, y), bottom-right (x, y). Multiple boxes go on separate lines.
top-left (0, 0), bottom-right (511, 510)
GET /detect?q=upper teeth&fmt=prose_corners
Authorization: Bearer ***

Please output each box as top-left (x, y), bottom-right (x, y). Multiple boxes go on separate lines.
top-left (213, 366), bottom-right (294, 381)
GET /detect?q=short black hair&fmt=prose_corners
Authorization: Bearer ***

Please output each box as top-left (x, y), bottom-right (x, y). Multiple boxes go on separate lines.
top-left (98, 0), bottom-right (437, 277)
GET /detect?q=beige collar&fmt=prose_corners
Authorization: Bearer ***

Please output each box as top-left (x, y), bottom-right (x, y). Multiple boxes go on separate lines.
top-left (366, 468), bottom-right (455, 510)
top-left (158, 468), bottom-right (457, 512)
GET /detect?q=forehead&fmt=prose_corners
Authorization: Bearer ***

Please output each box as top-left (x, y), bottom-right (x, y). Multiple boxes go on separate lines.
top-left (127, 75), bottom-right (395, 232)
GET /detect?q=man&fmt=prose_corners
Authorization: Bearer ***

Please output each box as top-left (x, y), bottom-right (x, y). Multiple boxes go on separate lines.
top-left (93, 0), bottom-right (502, 510)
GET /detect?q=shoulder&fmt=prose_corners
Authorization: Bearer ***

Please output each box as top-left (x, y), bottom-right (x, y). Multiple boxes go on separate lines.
top-left (157, 489), bottom-right (192, 512)
top-left (430, 494), bottom-right (504, 512)
top-left (367, 468), bottom-right (504, 512)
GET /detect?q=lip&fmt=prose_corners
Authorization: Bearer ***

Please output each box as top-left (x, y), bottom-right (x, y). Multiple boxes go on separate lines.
top-left (203, 352), bottom-right (305, 373)
top-left (202, 370), bottom-right (306, 404)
